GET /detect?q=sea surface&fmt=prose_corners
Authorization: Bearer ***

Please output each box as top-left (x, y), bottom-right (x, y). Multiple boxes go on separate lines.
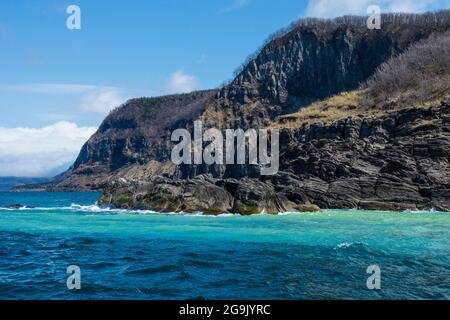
top-left (0, 192), bottom-right (449, 300)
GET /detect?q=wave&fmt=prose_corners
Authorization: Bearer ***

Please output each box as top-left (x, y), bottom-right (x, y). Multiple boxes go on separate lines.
top-left (0, 205), bottom-right (38, 211)
top-left (0, 203), bottom-right (238, 217)
top-left (334, 242), bottom-right (366, 250)
top-left (0, 203), bottom-right (155, 214)
top-left (3, 203), bottom-right (446, 217)
top-left (278, 211), bottom-right (319, 216)
top-left (403, 208), bottom-right (442, 214)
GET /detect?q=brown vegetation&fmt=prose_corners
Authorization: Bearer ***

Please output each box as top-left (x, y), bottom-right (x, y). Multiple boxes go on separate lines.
top-left (362, 30), bottom-right (450, 108)
top-left (274, 29), bottom-right (450, 128)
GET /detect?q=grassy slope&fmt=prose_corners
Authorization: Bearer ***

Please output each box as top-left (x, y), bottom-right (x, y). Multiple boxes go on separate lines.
top-left (274, 30), bottom-right (450, 129)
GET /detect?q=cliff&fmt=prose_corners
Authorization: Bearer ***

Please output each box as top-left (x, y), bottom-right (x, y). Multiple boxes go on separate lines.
top-left (40, 90), bottom-right (217, 191)
top-left (29, 10), bottom-right (450, 213)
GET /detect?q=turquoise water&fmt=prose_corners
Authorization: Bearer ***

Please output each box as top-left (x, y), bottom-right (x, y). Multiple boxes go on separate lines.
top-left (0, 192), bottom-right (449, 300)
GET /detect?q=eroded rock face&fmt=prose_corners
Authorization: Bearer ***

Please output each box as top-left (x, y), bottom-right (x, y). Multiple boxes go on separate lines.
top-left (99, 175), bottom-right (233, 215)
top-left (99, 175), bottom-right (320, 215)
top-left (38, 91), bottom-right (218, 191)
top-left (231, 178), bottom-right (294, 214)
top-left (100, 102), bottom-right (450, 214)
top-left (36, 13), bottom-right (450, 191)
top-left (26, 12), bottom-right (450, 213)
top-left (275, 103), bottom-right (450, 212)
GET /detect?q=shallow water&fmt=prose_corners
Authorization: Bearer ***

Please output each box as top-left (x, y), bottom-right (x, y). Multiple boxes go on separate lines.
top-left (0, 192), bottom-right (449, 300)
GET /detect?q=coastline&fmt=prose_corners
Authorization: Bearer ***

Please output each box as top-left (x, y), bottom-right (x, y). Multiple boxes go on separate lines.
top-left (2, 191), bottom-right (449, 216)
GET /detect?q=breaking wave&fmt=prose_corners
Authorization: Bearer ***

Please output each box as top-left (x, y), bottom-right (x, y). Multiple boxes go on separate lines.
top-left (0, 203), bottom-right (238, 217)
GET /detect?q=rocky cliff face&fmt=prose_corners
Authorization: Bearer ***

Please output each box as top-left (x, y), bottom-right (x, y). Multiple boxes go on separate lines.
top-left (99, 100), bottom-right (450, 213)
top-left (39, 11), bottom-right (450, 213)
top-left (46, 90), bottom-right (217, 191)
top-left (277, 100), bottom-right (450, 211)
top-left (203, 11), bottom-right (450, 129)
top-left (175, 11), bottom-right (450, 179)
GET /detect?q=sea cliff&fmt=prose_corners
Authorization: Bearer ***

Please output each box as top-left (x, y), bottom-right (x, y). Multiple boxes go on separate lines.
top-left (22, 11), bottom-right (450, 214)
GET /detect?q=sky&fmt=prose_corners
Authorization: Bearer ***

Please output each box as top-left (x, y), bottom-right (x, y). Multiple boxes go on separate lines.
top-left (0, 0), bottom-right (449, 177)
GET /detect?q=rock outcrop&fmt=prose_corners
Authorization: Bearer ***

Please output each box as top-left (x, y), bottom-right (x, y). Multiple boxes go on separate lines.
top-left (99, 175), bottom-right (320, 215)
top-left (23, 11), bottom-right (450, 214)
top-left (100, 100), bottom-right (450, 213)
top-left (35, 90), bottom-right (217, 191)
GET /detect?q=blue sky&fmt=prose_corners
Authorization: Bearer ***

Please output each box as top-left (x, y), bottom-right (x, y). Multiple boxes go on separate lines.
top-left (0, 0), bottom-right (449, 177)
top-left (1, 0), bottom-right (315, 128)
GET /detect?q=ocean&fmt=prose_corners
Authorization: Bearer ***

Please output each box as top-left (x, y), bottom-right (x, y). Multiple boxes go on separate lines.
top-left (0, 192), bottom-right (449, 300)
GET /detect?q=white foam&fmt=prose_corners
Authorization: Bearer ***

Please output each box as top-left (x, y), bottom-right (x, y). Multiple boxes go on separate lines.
top-left (403, 208), bottom-right (441, 214)
top-left (334, 241), bottom-right (364, 250)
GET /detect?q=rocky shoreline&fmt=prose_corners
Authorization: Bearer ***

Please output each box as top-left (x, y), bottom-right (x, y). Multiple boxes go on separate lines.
top-left (98, 174), bottom-right (321, 215)
top-left (18, 12), bottom-right (450, 215)
top-left (99, 102), bottom-right (450, 214)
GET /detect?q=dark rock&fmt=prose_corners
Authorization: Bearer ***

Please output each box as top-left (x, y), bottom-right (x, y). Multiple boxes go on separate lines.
top-left (39, 12), bottom-right (450, 191)
top-left (358, 201), bottom-right (417, 211)
top-left (29, 12), bottom-right (450, 214)
top-left (99, 176), bottom-right (233, 215)
top-left (6, 204), bottom-right (25, 209)
top-left (5, 204), bottom-right (34, 209)
top-left (293, 204), bottom-right (321, 212)
top-left (99, 175), bottom-right (323, 215)
top-left (232, 179), bottom-right (295, 215)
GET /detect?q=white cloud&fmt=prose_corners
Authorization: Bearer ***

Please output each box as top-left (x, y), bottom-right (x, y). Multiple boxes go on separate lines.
top-left (0, 83), bottom-right (130, 115)
top-left (78, 88), bottom-right (129, 114)
top-left (305, 0), bottom-right (438, 18)
top-left (222, 0), bottom-right (252, 13)
top-left (167, 70), bottom-right (199, 94)
top-left (0, 122), bottom-right (97, 177)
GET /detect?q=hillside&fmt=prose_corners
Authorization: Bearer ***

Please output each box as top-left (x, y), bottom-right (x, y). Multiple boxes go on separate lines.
top-left (202, 10), bottom-right (450, 129)
top-left (25, 10), bottom-right (450, 213)
top-left (41, 90), bottom-right (217, 191)
top-left (276, 30), bottom-right (450, 127)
